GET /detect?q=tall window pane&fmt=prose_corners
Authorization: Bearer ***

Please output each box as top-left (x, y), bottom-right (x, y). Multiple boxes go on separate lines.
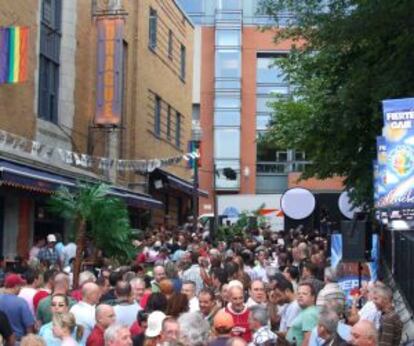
top-left (217, 0), bottom-right (240, 10)
top-left (214, 111), bottom-right (240, 126)
top-left (215, 50), bottom-right (241, 78)
top-left (214, 128), bottom-right (240, 159)
top-left (257, 57), bottom-right (285, 83)
top-left (215, 95), bottom-right (240, 109)
top-left (149, 8), bottom-right (157, 49)
top-left (154, 96), bottom-right (161, 136)
top-left (168, 30), bottom-right (173, 59)
top-left (180, 45), bottom-right (186, 80)
top-left (175, 112), bottom-right (181, 147)
top-left (167, 105), bottom-right (171, 139)
top-left (38, 0), bottom-right (62, 123)
top-left (216, 30), bottom-right (240, 47)
top-left (215, 159), bottom-right (240, 189)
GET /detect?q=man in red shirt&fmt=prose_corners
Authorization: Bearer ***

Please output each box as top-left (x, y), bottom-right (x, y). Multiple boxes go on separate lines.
top-left (87, 304), bottom-right (115, 346)
top-left (224, 286), bottom-right (251, 343)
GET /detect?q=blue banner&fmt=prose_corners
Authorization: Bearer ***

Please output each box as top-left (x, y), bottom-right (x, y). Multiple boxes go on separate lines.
top-left (331, 234), bottom-right (379, 304)
top-left (375, 136), bottom-right (387, 208)
top-left (377, 98), bottom-right (414, 209)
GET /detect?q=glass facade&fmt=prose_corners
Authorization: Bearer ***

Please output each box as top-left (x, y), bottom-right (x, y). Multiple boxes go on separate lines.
top-left (175, 1), bottom-right (298, 193)
top-left (176, 0), bottom-right (292, 26)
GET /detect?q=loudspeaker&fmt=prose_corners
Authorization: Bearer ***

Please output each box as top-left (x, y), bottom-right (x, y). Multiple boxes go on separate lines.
top-left (341, 220), bottom-right (371, 262)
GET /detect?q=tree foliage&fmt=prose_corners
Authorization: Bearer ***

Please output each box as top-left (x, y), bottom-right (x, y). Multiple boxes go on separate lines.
top-left (216, 205), bottom-right (267, 243)
top-left (48, 183), bottom-right (135, 286)
top-left (259, 0), bottom-right (414, 206)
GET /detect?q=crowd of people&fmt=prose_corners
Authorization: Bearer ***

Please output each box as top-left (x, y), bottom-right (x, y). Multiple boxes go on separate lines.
top-left (0, 223), bottom-right (404, 346)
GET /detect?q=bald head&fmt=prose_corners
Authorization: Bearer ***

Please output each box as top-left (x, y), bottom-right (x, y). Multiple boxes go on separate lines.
top-left (53, 273), bottom-right (70, 294)
top-left (229, 286), bottom-right (245, 313)
top-left (351, 320), bottom-right (378, 346)
top-left (96, 304), bottom-right (115, 329)
top-left (82, 282), bottom-right (101, 305)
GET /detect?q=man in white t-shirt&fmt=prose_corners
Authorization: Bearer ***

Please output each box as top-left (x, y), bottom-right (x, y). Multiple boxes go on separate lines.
top-left (70, 282), bottom-right (101, 344)
top-left (182, 280), bottom-right (199, 312)
top-left (113, 281), bottom-right (141, 327)
top-left (272, 276), bottom-right (301, 335)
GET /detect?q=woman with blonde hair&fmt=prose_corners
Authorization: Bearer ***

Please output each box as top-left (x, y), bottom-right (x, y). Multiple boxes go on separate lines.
top-left (52, 312), bottom-right (84, 346)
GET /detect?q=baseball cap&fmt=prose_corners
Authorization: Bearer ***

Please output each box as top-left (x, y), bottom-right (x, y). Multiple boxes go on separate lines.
top-left (5, 273), bottom-right (26, 288)
top-left (145, 311), bottom-right (166, 337)
top-left (214, 310), bottom-right (234, 330)
top-left (47, 234), bottom-right (57, 243)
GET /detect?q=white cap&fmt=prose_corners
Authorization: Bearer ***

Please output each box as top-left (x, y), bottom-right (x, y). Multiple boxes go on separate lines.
top-left (145, 311), bottom-right (167, 337)
top-left (47, 234), bottom-right (57, 243)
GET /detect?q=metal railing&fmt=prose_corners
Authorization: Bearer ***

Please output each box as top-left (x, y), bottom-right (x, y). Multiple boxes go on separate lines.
top-left (382, 230), bottom-right (414, 310)
top-left (256, 161), bottom-right (311, 174)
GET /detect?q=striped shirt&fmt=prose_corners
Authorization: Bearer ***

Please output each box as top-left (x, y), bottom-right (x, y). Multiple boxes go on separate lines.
top-left (378, 309), bottom-right (402, 346)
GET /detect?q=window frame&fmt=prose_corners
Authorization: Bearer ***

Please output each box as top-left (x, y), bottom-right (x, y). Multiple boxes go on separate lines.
top-left (38, 0), bottom-right (62, 123)
top-left (168, 29), bottom-right (174, 60)
top-left (167, 105), bottom-right (172, 140)
top-left (175, 112), bottom-right (182, 148)
top-left (154, 96), bottom-right (161, 136)
top-left (149, 7), bottom-right (158, 50)
top-left (180, 44), bottom-right (186, 80)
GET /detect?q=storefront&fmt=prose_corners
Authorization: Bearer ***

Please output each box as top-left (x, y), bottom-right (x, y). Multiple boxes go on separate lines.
top-left (149, 168), bottom-right (208, 227)
top-left (0, 158), bottom-right (163, 259)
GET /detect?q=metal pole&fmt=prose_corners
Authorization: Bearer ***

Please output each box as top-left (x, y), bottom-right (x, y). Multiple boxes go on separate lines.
top-left (213, 163), bottom-right (218, 240)
top-left (192, 141), bottom-right (199, 233)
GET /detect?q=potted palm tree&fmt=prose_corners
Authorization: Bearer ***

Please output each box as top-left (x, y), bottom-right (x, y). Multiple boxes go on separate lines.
top-left (48, 182), bottom-right (134, 288)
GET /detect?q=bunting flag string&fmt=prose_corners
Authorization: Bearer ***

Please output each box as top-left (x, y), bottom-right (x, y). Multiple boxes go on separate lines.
top-left (0, 129), bottom-right (199, 173)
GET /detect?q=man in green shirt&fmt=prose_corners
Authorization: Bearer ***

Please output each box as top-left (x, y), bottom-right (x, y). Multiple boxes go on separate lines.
top-left (37, 273), bottom-right (76, 325)
top-left (287, 282), bottom-right (320, 345)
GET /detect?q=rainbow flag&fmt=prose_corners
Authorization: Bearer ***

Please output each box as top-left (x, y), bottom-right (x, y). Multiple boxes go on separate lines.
top-left (0, 26), bottom-right (29, 85)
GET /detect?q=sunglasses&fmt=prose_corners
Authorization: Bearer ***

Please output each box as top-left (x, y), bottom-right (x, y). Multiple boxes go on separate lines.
top-left (51, 303), bottom-right (66, 307)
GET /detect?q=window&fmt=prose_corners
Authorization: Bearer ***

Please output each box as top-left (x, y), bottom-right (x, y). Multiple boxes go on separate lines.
top-left (215, 80), bottom-right (241, 90)
top-left (192, 104), bottom-right (200, 121)
top-left (216, 30), bottom-right (240, 47)
top-left (257, 85), bottom-right (289, 95)
top-left (214, 111), bottom-right (240, 126)
top-left (214, 128), bottom-right (240, 159)
top-left (257, 56), bottom-right (286, 83)
top-left (215, 50), bottom-right (241, 78)
top-left (215, 159), bottom-right (240, 190)
top-left (256, 114), bottom-right (271, 130)
top-left (175, 112), bottom-right (181, 147)
top-left (180, 45), bottom-right (186, 80)
top-left (178, 0), bottom-right (203, 13)
top-left (154, 96), bottom-right (161, 136)
top-left (149, 8), bottom-right (157, 49)
top-left (217, 0), bottom-right (241, 10)
top-left (168, 30), bottom-right (173, 59)
top-left (215, 95), bottom-right (240, 109)
top-left (167, 105), bottom-right (172, 140)
top-left (257, 96), bottom-right (274, 113)
top-left (38, 0), bottom-right (62, 123)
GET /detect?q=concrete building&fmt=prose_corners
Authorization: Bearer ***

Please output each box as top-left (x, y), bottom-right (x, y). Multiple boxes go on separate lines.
top-left (178, 0), bottom-right (343, 224)
top-left (0, 0), bottom-right (196, 259)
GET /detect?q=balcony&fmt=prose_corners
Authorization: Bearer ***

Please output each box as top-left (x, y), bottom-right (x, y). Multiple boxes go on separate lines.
top-left (256, 161), bottom-right (311, 174)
